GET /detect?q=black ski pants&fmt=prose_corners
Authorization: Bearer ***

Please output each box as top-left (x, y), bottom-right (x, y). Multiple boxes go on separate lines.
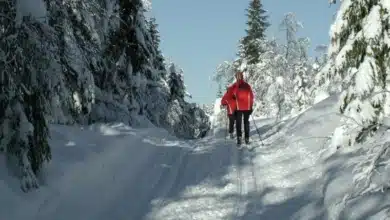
top-left (235, 110), bottom-right (251, 139)
top-left (228, 114), bottom-right (235, 134)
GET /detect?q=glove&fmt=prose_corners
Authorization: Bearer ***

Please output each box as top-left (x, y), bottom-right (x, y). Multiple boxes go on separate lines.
top-left (249, 107), bottom-right (253, 115)
top-left (220, 104), bottom-right (226, 109)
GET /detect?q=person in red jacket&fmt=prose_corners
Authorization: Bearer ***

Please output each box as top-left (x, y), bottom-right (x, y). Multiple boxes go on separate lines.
top-left (221, 86), bottom-right (237, 139)
top-left (230, 71), bottom-right (254, 145)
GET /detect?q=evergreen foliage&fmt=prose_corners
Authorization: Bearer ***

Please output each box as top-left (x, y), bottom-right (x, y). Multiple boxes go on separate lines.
top-left (241, 0), bottom-right (270, 65)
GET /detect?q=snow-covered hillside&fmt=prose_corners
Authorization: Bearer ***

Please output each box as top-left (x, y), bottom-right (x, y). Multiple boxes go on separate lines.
top-left (2, 95), bottom-right (389, 220)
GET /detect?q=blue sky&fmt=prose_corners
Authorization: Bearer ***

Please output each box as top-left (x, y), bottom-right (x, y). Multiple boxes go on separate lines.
top-left (150, 0), bottom-right (339, 105)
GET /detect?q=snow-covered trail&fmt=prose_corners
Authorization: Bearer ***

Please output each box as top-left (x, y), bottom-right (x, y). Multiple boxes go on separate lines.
top-left (1, 96), bottom-right (344, 220)
top-left (147, 95), bottom-right (340, 220)
top-left (38, 126), bottom-right (189, 220)
top-left (1, 122), bottom-right (250, 220)
top-left (1, 124), bottom-right (193, 220)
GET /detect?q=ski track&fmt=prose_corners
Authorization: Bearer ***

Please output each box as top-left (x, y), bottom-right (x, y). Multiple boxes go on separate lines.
top-left (232, 145), bottom-right (243, 220)
top-left (4, 106), bottom-right (332, 220)
top-left (42, 127), bottom-right (281, 220)
top-left (146, 137), bottom-right (238, 220)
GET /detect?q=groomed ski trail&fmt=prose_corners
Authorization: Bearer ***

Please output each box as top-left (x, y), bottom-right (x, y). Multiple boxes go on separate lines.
top-left (2, 96), bottom-right (340, 220)
top-left (146, 136), bottom-right (245, 220)
top-left (232, 147), bottom-right (259, 220)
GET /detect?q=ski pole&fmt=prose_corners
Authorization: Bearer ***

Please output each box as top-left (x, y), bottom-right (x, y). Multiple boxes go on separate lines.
top-left (225, 111), bottom-right (228, 142)
top-left (251, 115), bottom-right (264, 146)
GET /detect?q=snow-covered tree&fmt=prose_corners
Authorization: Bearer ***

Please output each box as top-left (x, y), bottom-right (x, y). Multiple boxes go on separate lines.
top-left (277, 13), bottom-right (315, 114)
top-left (141, 0), bottom-right (152, 12)
top-left (291, 36), bottom-right (313, 113)
top-left (279, 13), bottom-right (302, 61)
top-left (148, 17), bottom-right (165, 78)
top-left (0, 1), bottom-right (52, 192)
top-left (326, 0), bottom-right (390, 147)
top-left (323, 1), bottom-right (390, 213)
top-left (148, 17), bottom-right (160, 48)
top-left (168, 63), bottom-right (186, 101)
top-left (240, 0), bottom-right (270, 65)
top-left (212, 60), bottom-right (236, 93)
top-left (200, 104), bottom-right (213, 116)
top-left (0, 0), bottom-right (210, 192)
top-left (292, 61), bottom-right (312, 113)
top-left (310, 44), bottom-right (331, 104)
top-left (314, 44), bottom-right (328, 67)
top-left (44, 0), bottom-right (98, 124)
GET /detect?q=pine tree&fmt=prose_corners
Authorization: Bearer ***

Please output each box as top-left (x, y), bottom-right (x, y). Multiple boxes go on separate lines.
top-left (148, 17), bottom-right (166, 77)
top-left (327, 0), bottom-right (390, 146)
top-left (0, 2), bottom-right (52, 191)
top-left (148, 17), bottom-right (160, 48)
top-left (168, 63), bottom-right (186, 101)
top-left (241, 0), bottom-right (270, 65)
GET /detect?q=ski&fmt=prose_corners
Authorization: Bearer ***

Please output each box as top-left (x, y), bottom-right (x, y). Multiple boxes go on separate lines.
top-left (228, 135), bottom-right (255, 151)
top-left (245, 143), bottom-right (255, 151)
top-left (236, 142), bottom-right (255, 151)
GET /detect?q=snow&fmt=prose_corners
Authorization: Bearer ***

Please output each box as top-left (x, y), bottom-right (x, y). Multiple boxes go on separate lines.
top-left (314, 90), bottom-right (330, 104)
top-left (363, 5), bottom-right (382, 40)
top-left (276, 76), bottom-right (284, 85)
top-left (328, 0), bottom-right (351, 54)
top-left (383, 0), bottom-right (390, 11)
top-left (2, 95), bottom-right (390, 219)
top-left (141, 0), bottom-right (152, 11)
top-left (312, 62), bottom-right (320, 70)
top-left (213, 98), bottom-right (222, 117)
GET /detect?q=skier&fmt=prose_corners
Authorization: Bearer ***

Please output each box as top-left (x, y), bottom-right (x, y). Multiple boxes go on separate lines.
top-left (221, 86), bottom-right (237, 139)
top-left (229, 71), bottom-right (254, 145)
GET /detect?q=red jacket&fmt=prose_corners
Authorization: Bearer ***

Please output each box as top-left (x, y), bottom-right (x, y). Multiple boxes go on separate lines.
top-left (221, 85), bottom-right (236, 115)
top-left (230, 79), bottom-right (254, 111)
top-left (221, 80), bottom-right (254, 113)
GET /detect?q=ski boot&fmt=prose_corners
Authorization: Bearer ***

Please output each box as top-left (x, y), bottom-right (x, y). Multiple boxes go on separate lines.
top-left (237, 136), bottom-right (242, 148)
top-left (245, 137), bottom-right (250, 145)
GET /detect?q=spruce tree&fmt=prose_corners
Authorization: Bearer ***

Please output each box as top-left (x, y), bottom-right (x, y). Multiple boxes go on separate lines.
top-left (148, 17), bottom-right (160, 48)
top-left (327, 0), bottom-right (390, 146)
top-left (0, 2), bottom-right (52, 191)
top-left (168, 63), bottom-right (186, 101)
top-left (148, 17), bottom-right (166, 77)
top-left (241, 0), bottom-right (270, 65)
